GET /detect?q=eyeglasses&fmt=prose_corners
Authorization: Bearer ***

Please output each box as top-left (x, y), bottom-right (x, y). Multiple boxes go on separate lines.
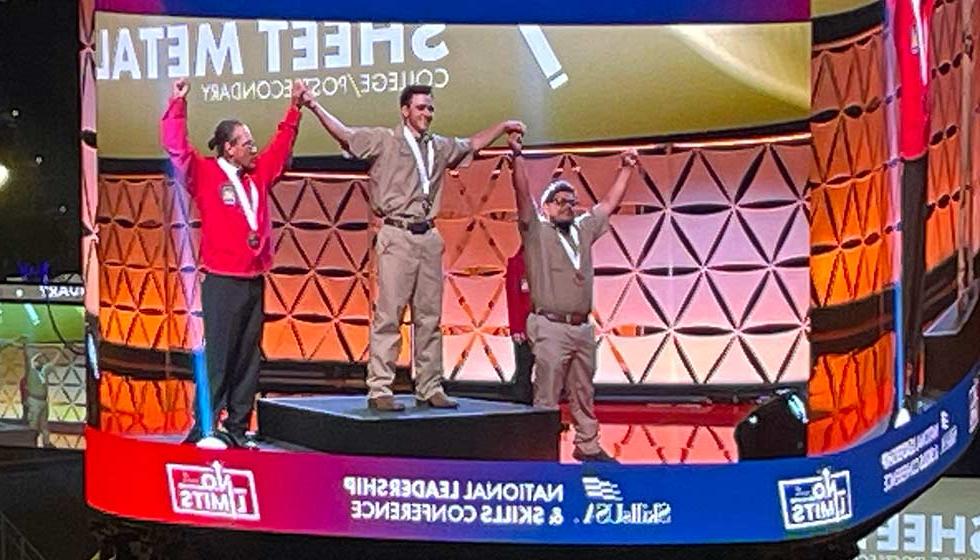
top-left (233, 135), bottom-right (256, 149)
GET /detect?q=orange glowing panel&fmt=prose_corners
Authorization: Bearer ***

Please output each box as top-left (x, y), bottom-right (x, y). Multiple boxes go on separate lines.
top-left (99, 371), bottom-right (194, 435)
top-left (808, 332), bottom-right (895, 454)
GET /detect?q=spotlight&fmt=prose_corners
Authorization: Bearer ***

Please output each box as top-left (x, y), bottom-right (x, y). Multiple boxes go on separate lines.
top-left (34, 155), bottom-right (43, 165)
top-left (0, 164), bottom-right (9, 190)
top-left (735, 389), bottom-right (808, 459)
top-left (10, 109), bottom-right (18, 118)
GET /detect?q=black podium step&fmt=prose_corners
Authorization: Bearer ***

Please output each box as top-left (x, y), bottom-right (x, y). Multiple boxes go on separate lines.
top-left (0, 422), bottom-right (37, 447)
top-left (257, 396), bottom-right (560, 460)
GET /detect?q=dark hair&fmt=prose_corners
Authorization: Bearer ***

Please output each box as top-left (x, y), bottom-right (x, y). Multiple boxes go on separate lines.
top-left (207, 119), bottom-right (243, 156)
top-left (541, 180), bottom-right (575, 204)
top-left (399, 84), bottom-right (432, 108)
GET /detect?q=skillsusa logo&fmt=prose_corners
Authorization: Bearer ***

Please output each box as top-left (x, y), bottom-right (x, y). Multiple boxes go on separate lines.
top-left (166, 461), bottom-right (260, 521)
top-left (778, 468), bottom-right (852, 530)
top-left (579, 476), bottom-right (671, 526)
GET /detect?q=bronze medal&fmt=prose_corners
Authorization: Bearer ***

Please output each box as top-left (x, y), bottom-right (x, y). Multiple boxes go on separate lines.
top-left (247, 231), bottom-right (260, 249)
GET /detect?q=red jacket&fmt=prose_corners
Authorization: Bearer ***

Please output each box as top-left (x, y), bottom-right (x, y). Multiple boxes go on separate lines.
top-left (160, 97), bottom-right (301, 277)
top-left (891, 0), bottom-right (934, 159)
top-left (505, 246), bottom-right (533, 336)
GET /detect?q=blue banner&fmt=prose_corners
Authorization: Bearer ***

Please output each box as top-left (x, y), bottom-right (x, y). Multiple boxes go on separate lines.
top-left (87, 370), bottom-right (980, 545)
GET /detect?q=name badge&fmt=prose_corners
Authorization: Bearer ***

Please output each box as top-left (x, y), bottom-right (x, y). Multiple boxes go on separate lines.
top-left (221, 184), bottom-right (236, 205)
top-left (520, 278), bottom-right (530, 293)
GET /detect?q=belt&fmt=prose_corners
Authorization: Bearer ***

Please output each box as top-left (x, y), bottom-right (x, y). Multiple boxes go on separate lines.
top-left (536, 310), bottom-right (589, 326)
top-left (384, 217), bottom-right (435, 235)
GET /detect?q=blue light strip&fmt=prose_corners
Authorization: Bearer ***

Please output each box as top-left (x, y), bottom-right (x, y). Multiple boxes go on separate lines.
top-left (191, 347), bottom-right (213, 437)
top-left (893, 282), bottom-right (906, 415)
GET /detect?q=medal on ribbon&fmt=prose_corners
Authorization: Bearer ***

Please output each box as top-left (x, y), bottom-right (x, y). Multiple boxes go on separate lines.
top-left (217, 158), bottom-right (260, 252)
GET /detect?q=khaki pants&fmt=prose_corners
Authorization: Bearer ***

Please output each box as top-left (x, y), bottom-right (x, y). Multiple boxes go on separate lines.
top-left (368, 224), bottom-right (446, 400)
top-left (25, 395), bottom-right (50, 447)
top-left (525, 313), bottom-right (601, 455)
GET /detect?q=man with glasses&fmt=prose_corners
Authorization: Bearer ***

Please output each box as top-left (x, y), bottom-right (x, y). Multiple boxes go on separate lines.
top-left (508, 133), bottom-right (638, 462)
top-left (161, 77), bottom-right (309, 448)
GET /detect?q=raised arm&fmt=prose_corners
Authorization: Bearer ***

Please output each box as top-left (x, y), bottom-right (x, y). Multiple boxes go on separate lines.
top-left (160, 78), bottom-right (204, 193)
top-left (252, 79), bottom-right (305, 186)
top-left (595, 149), bottom-right (639, 217)
top-left (508, 133), bottom-right (536, 226)
top-left (306, 97), bottom-right (354, 151)
top-left (470, 120), bottom-right (526, 153)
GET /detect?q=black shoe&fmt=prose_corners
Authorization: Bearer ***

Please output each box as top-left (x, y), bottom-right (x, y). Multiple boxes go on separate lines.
top-left (223, 430), bottom-right (259, 450)
top-left (512, 387), bottom-right (533, 406)
top-left (572, 448), bottom-right (618, 463)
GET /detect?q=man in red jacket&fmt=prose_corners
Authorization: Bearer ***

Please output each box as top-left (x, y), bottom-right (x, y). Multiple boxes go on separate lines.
top-left (889, 0), bottom-right (934, 409)
top-left (161, 78), bottom-right (307, 448)
top-left (505, 245), bottom-right (534, 404)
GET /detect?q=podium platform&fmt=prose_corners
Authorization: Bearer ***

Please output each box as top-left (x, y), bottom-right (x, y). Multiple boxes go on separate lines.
top-left (0, 421), bottom-right (37, 447)
top-left (257, 395), bottom-right (560, 460)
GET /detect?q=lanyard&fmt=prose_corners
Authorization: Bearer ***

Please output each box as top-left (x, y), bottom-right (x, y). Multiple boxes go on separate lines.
top-left (402, 125), bottom-right (435, 196)
top-left (217, 157), bottom-right (258, 232)
top-left (910, 0), bottom-right (928, 84)
top-left (552, 220), bottom-right (581, 270)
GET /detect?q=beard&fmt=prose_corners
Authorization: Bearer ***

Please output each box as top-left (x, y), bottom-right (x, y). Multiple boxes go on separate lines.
top-left (551, 216), bottom-right (574, 231)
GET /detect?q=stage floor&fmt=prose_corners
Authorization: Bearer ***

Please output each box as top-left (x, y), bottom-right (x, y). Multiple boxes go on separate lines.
top-left (133, 401), bottom-right (752, 465)
top-left (565, 402), bottom-right (751, 464)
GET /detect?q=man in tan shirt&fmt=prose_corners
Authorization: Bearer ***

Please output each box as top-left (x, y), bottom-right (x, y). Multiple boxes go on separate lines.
top-left (509, 133), bottom-right (637, 462)
top-left (307, 85), bottom-right (525, 411)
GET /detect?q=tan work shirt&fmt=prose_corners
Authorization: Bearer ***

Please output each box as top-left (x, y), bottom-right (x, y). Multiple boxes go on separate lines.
top-left (348, 123), bottom-right (473, 220)
top-left (521, 206), bottom-right (610, 315)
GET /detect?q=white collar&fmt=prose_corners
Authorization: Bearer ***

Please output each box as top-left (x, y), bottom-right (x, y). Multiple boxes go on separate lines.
top-left (216, 156), bottom-right (242, 178)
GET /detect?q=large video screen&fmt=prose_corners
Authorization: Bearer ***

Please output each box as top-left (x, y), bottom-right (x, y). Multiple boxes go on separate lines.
top-left (95, 14), bottom-right (810, 157)
top-left (73, 0), bottom-right (980, 552)
top-left (89, 8), bottom-right (815, 393)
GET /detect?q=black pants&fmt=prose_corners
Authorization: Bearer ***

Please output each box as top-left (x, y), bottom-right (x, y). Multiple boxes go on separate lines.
top-left (188, 273), bottom-right (264, 438)
top-left (901, 155), bottom-right (928, 399)
top-left (511, 340), bottom-right (534, 405)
